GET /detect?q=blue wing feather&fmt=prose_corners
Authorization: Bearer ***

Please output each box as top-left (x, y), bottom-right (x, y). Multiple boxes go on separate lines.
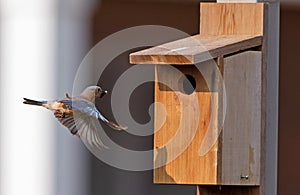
top-left (60, 99), bottom-right (109, 122)
top-left (60, 98), bottom-right (126, 130)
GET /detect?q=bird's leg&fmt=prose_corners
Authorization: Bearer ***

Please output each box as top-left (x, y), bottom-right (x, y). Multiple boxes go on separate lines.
top-left (54, 110), bottom-right (65, 118)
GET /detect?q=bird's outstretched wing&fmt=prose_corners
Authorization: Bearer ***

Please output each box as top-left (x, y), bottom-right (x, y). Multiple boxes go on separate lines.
top-left (56, 99), bottom-right (127, 148)
top-left (57, 112), bottom-right (107, 149)
top-left (60, 99), bottom-right (127, 130)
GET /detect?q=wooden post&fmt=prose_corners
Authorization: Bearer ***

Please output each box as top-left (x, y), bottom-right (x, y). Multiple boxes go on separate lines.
top-left (261, 1), bottom-right (279, 194)
top-left (197, 1), bottom-right (279, 194)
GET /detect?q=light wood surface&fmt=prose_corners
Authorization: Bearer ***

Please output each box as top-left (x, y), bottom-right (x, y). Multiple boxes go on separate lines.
top-left (200, 3), bottom-right (264, 36)
top-left (130, 35), bottom-right (262, 65)
top-left (154, 61), bottom-right (219, 184)
top-left (217, 0), bottom-right (259, 2)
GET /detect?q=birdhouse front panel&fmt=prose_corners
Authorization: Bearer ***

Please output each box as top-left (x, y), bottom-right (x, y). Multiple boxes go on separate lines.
top-left (153, 60), bottom-right (220, 184)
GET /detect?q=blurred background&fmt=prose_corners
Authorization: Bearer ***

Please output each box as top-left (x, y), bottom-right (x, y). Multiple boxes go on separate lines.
top-left (0, 0), bottom-right (299, 195)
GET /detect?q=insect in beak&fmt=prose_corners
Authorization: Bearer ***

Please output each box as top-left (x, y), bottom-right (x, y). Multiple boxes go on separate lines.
top-left (99, 90), bottom-right (107, 98)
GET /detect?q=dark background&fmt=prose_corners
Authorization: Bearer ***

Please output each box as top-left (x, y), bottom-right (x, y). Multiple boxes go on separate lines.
top-left (84, 1), bottom-right (299, 194)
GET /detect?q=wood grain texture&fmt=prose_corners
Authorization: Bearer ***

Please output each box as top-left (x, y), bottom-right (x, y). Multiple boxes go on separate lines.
top-left (221, 51), bottom-right (262, 185)
top-left (154, 61), bottom-right (219, 184)
top-left (130, 35), bottom-right (262, 64)
top-left (217, 0), bottom-right (259, 3)
top-left (128, 2), bottom-right (278, 193)
top-left (153, 51), bottom-right (262, 185)
top-left (200, 3), bottom-right (264, 36)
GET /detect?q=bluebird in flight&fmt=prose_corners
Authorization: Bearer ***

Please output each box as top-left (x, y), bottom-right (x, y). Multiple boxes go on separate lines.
top-left (23, 86), bottom-right (127, 148)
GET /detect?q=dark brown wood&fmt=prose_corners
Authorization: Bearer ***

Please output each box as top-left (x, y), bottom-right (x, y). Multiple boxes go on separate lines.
top-left (197, 186), bottom-right (259, 195)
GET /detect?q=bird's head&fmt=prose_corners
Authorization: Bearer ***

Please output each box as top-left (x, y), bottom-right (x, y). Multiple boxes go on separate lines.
top-left (80, 86), bottom-right (107, 102)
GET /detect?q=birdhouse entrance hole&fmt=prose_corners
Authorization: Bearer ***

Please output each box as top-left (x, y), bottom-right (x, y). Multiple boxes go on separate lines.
top-left (180, 74), bottom-right (196, 95)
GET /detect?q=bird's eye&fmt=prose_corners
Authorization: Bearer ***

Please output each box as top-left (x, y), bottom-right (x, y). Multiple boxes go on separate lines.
top-left (97, 88), bottom-right (101, 92)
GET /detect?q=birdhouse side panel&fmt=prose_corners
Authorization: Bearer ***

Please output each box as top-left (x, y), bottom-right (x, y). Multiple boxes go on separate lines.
top-left (221, 51), bottom-right (262, 185)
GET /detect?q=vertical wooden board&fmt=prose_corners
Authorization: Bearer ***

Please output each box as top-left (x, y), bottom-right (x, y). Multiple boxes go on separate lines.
top-left (200, 3), bottom-right (264, 36)
top-left (221, 51), bottom-right (262, 185)
top-left (261, 2), bottom-right (279, 194)
top-left (153, 61), bottom-right (219, 184)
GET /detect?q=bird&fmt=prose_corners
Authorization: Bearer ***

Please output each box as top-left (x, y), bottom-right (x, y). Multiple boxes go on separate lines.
top-left (23, 86), bottom-right (127, 148)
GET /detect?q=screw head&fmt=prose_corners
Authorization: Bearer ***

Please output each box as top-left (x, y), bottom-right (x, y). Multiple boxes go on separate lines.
top-left (240, 175), bottom-right (249, 180)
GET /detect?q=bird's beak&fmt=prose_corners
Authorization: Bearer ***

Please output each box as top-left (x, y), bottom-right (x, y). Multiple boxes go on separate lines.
top-left (99, 90), bottom-right (107, 98)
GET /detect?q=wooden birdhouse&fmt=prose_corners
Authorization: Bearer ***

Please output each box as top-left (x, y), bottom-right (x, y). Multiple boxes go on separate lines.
top-left (130, 1), bottom-right (278, 194)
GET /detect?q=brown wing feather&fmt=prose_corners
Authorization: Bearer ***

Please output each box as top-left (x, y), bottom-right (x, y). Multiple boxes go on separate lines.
top-left (57, 114), bottom-right (78, 135)
top-left (55, 111), bottom-right (107, 149)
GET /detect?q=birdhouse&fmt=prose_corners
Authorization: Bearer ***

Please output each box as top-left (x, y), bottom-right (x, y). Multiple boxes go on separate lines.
top-left (129, 1), bottom-right (278, 194)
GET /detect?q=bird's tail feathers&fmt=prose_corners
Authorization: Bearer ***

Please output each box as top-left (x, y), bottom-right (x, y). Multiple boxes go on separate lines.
top-left (23, 98), bottom-right (46, 106)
